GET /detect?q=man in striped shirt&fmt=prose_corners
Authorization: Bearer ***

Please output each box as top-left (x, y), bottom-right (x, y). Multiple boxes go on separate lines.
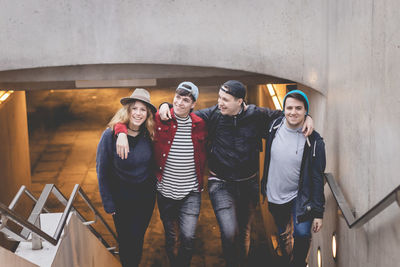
top-left (115, 82), bottom-right (207, 267)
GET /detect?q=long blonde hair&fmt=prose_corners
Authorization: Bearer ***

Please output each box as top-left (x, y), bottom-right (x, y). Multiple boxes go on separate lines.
top-left (108, 101), bottom-right (155, 140)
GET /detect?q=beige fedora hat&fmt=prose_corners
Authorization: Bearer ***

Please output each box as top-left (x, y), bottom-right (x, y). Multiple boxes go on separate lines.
top-left (120, 88), bottom-right (157, 113)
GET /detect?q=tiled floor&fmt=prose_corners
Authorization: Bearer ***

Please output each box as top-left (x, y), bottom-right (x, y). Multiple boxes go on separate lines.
top-left (26, 88), bottom-right (275, 266)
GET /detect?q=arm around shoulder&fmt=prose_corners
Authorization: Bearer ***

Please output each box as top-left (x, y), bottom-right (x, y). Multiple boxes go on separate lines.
top-left (256, 105), bottom-right (284, 121)
top-left (96, 129), bottom-right (116, 214)
top-left (194, 105), bottom-right (219, 122)
top-left (114, 123), bottom-right (127, 136)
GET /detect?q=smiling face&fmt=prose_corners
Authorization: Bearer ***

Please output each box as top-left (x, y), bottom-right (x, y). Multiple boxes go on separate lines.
top-left (218, 89), bottom-right (243, 116)
top-left (284, 97), bottom-right (307, 129)
top-left (173, 93), bottom-right (195, 117)
top-left (129, 101), bottom-right (148, 128)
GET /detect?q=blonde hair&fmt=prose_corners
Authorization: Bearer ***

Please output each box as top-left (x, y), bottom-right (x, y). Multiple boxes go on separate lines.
top-left (108, 101), bottom-right (155, 140)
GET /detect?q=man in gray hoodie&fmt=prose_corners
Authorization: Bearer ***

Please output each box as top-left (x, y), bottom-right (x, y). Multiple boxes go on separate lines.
top-left (261, 90), bottom-right (326, 267)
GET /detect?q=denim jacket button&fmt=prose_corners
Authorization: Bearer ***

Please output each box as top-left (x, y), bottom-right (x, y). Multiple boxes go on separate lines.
top-left (307, 206), bottom-right (311, 211)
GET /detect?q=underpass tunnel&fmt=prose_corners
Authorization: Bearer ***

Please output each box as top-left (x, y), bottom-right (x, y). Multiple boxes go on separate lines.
top-left (0, 64), bottom-right (325, 266)
top-left (2, 1), bottom-right (399, 265)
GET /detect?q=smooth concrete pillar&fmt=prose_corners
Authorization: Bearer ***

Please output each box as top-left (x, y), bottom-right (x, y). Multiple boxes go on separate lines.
top-left (0, 91), bottom-right (32, 249)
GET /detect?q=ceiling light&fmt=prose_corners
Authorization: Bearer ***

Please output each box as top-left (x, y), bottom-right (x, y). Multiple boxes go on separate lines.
top-left (267, 83), bottom-right (275, 96)
top-left (0, 90), bottom-right (14, 103)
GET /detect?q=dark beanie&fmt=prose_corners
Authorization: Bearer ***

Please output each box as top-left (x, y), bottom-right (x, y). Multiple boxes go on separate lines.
top-left (220, 80), bottom-right (246, 99)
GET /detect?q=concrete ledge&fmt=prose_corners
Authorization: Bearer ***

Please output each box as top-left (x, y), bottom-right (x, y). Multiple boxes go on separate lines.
top-left (0, 246), bottom-right (38, 267)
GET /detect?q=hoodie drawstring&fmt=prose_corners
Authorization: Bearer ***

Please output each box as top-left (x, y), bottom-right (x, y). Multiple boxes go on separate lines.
top-left (269, 118), bottom-right (283, 133)
top-left (313, 140), bottom-right (317, 157)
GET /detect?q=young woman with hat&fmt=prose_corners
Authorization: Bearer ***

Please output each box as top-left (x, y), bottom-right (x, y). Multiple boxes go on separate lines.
top-left (96, 88), bottom-right (157, 267)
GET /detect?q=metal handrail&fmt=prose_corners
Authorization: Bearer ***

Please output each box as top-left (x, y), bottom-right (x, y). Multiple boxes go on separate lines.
top-left (0, 202), bottom-right (57, 245)
top-left (325, 173), bottom-right (400, 228)
top-left (0, 184), bottom-right (118, 253)
top-left (0, 185), bottom-right (51, 243)
top-left (8, 185), bottom-right (49, 213)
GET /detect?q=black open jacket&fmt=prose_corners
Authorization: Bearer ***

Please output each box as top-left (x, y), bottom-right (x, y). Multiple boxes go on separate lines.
top-left (261, 116), bottom-right (326, 222)
top-left (195, 104), bottom-right (282, 182)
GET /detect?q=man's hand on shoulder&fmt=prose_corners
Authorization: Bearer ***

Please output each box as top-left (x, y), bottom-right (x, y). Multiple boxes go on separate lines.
top-left (302, 115), bottom-right (314, 137)
top-left (243, 102), bottom-right (248, 111)
top-left (159, 103), bottom-right (172, 121)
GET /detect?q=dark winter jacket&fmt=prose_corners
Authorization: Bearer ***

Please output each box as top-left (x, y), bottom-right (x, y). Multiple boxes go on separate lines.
top-left (261, 116), bottom-right (326, 222)
top-left (195, 104), bottom-right (282, 181)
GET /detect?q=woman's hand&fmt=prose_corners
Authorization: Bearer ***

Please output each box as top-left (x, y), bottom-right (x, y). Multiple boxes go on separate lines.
top-left (116, 133), bottom-right (129, 159)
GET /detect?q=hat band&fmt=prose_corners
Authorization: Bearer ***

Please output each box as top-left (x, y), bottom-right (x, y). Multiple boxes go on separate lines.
top-left (123, 96), bottom-right (149, 103)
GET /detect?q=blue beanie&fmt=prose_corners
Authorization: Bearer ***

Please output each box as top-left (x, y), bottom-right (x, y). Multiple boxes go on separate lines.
top-left (282, 90), bottom-right (309, 115)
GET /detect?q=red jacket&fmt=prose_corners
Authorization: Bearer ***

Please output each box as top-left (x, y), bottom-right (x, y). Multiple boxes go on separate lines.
top-left (114, 108), bottom-right (208, 190)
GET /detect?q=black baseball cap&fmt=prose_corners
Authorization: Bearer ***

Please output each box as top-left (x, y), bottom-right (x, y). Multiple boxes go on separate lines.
top-left (220, 80), bottom-right (246, 99)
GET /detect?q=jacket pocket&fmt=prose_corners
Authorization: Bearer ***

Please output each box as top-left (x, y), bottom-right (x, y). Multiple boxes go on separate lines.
top-left (155, 125), bottom-right (170, 140)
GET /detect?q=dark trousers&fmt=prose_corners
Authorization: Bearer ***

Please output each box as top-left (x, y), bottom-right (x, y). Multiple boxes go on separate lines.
top-left (157, 191), bottom-right (201, 267)
top-left (113, 178), bottom-right (156, 267)
top-left (208, 177), bottom-right (259, 267)
top-left (268, 198), bottom-right (312, 267)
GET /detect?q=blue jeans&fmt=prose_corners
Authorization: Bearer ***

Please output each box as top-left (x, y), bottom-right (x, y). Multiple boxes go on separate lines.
top-left (157, 191), bottom-right (201, 267)
top-left (268, 198), bottom-right (312, 267)
top-left (208, 177), bottom-right (259, 267)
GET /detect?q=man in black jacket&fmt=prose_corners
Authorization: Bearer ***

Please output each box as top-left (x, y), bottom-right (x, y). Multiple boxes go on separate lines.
top-left (159, 80), bottom-right (314, 267)
top-left (261, 90), bottom-right (326, 267)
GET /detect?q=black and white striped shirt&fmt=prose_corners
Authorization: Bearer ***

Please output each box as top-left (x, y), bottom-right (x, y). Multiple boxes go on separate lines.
top-left (157, 115), bottom-right (199, 200)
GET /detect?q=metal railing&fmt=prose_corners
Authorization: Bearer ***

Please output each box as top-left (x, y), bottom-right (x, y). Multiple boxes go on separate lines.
top-left (0, 184), bottom-right (118, 253)
top-left (325, 173), bottom-right (400, 228)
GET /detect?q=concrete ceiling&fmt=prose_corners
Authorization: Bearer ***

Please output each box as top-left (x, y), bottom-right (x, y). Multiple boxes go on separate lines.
top-left (0, 64), bottom-right (292, 91)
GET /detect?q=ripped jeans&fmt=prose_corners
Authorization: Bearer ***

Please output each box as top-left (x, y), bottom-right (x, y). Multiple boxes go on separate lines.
top-left (268, 198), bottom-right (312, 267)
top-left (208, 177), bottom-right (259, 267)
top-left (157, 191), bottom-right (201, 267)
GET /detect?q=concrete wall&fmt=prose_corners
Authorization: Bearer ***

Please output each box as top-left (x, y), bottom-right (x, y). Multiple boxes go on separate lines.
top-left (0, 92), bottom-right (32, 249)
top-left (0, 0), bottom-right (328, 92)
top-left (309, 1), bottom-right (400, 267)
top-left (0, 246), bottom-right (38, 267)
